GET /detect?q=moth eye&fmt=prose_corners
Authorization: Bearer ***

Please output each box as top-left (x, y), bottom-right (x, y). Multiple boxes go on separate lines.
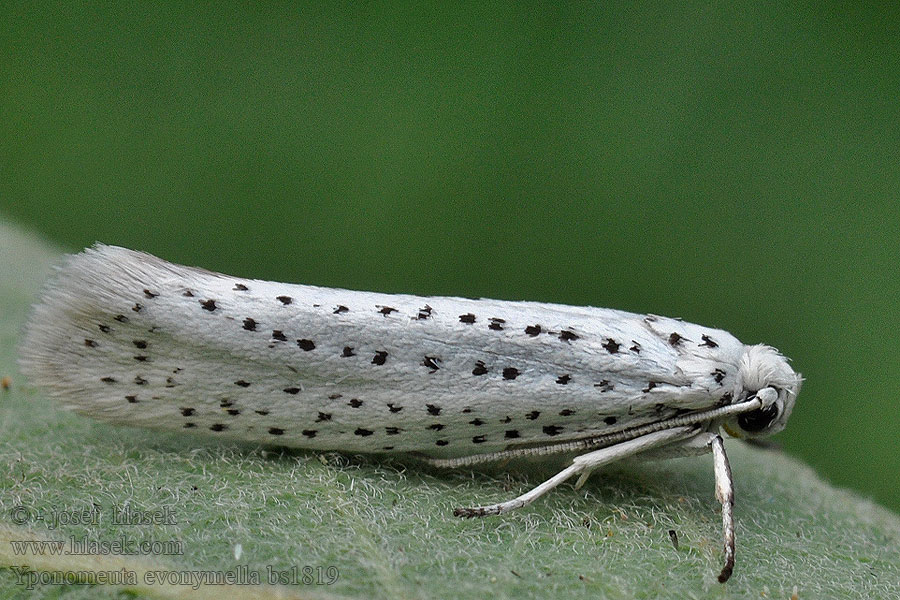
top-left (737, 403), bottom-right (779, 433)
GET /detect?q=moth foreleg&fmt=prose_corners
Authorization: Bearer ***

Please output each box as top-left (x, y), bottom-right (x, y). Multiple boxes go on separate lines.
top-left (639, 431), bottom-right (737, 582)
top-left (710, 434), bottom-right (735, 583)
top-left (453, 426), bottom-right (697, 518)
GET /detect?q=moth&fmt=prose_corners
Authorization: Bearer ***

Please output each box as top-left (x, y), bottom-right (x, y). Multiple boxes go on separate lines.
top-left (19, 245), bottom-right (802, 582)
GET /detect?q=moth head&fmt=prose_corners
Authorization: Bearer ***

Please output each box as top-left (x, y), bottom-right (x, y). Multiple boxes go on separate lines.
top-left (723, 344), bottom-right (802, 439)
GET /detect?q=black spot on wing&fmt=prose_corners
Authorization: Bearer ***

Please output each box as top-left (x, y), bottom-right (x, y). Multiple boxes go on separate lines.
top-left (595, 380), bottom-right (613, 392)
top-left (602, 339), bottom-right (620, 353)
top-left (558, 329), bottom-right (578, 342)
top-left (502, 367), bottom-right (519, 380)
top-left (669, 332), bottom-right (685, 346)
top-left (700, 334), bottom-right (719, 348)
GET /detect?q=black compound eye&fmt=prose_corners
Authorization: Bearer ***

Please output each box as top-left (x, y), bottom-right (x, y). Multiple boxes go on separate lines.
top-left (737, 403), bottom-right (779, 433)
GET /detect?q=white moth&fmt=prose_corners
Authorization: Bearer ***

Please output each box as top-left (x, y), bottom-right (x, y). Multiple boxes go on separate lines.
top-left (19, 245), bottom-right (802, 582)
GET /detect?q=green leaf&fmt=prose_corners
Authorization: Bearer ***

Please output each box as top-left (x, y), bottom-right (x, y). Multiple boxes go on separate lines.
top-left (1, 219), bottom-right (898, 599)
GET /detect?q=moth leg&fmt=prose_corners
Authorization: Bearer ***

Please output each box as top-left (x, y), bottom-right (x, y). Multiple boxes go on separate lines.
top-left (611, 431), bottom-right (736, 582)
top-left (454, 462), bottom-right (583, 517)
top-left (710, 434), bottom-right (735, 583)
top-left (454, 426), bottom-right (696, 517)
top-left (649, 432), bottom-right (736, 582)
top-left (639, 430), bottom-right (716, 459)
top-left (572, 426), bottom-right (710, 488)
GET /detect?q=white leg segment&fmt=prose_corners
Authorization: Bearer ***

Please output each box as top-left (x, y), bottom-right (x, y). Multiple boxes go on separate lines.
top-left (710, 434), bottom-right (735, 583)
top-left (453, 426), bottom-right (697, 517)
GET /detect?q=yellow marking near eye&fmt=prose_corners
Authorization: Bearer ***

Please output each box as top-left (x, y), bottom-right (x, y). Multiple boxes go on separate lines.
top-left (722, 423), bottom-right (744, 439)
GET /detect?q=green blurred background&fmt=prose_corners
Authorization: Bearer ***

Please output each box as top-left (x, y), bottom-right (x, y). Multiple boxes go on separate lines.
top-left (1, 2), bottom-right (897, 514)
